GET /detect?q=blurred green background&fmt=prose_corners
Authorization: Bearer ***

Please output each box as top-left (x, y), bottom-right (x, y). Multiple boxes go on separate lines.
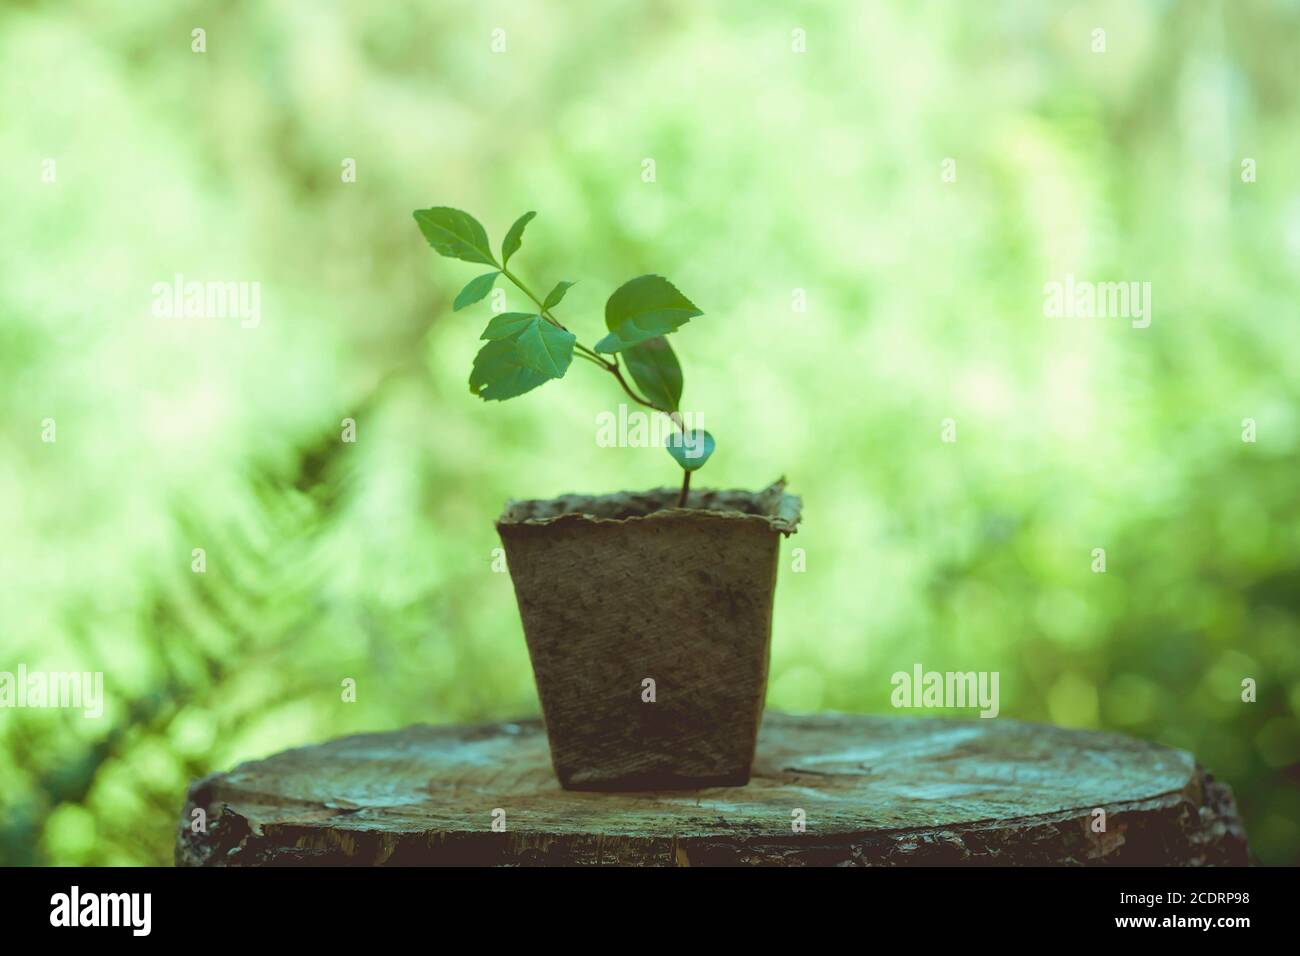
top-left (3, 0), bottom-right (1298, 866)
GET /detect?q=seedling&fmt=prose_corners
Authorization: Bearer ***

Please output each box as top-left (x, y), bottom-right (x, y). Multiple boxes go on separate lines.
top-left (414, 206), bottom-right (714, 506)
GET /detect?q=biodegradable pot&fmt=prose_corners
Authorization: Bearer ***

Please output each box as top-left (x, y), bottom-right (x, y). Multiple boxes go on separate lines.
top-left (497, 479), bottom-right (802, 791)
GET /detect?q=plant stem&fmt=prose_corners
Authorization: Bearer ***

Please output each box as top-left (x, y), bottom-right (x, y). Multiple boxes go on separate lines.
top-left (500, 266), bottom-right (564, 327)
top-left (607, 357), bottom-right (663, 412)
top-left (498, 261), bottom-right (694, 497)
top-left (574, 351), bottom-right (607, 369)
top-left (498, 263), bottom-right (666, 413)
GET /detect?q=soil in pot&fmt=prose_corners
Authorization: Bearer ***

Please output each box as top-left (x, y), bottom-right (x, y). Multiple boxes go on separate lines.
top-left (496, 478), bottom-right (801, 790)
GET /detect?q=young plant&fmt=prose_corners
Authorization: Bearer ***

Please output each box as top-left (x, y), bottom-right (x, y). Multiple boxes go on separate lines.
top-left (413, 206), bottom-right (714, 505)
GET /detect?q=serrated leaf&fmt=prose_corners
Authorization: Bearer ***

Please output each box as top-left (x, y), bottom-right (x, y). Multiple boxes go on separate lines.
top-left (501, 211), bottom-right (536, 266)
top-left (594, 275), bottom-right (702, 353)
top-left (622, 336), bottom-right (683, 411)
top-left (413, 207), bottom-right (497, 266)
top-left (453, 272), bottom-right (499, 311)
top-left (665, 429), bottom-right (715, 472)
top-left (542, 280), bottom-right (576, 310)
top-left (469, 338), bottom-right (553, 401)
top-left (480, 312), bottom-right (539, 340)
top-left (515, 317), bottom-right (576, 378)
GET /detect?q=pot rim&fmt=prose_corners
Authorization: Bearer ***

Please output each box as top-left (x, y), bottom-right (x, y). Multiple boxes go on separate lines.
top-left (497, 477), bottom-right (801, 535)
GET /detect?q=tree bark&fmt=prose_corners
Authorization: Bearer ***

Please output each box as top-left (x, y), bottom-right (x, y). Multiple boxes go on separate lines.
top-left (176, 712), bottom-right (1249, 866)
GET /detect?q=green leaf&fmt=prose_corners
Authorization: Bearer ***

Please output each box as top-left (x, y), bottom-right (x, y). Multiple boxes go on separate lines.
top-left (475, 313), bottom-right (574, 382)
top-left (453, 272), bottom-right (499, 311)
top-left (515, 318), bottom-right (576, 377)
top-left (622, 336), bottom-right (683, 411)
top-left (469, 338), bottom-right (553, 401)
top-left (542, 280), bottom-right (576, 310)
top-left (501, 211), bottom-right (536, 266)
top-left (594, 275), bottom-right (702, 353)
top-left (665, 429), bottom-right (715, 472)
top-left (413, 207), bottom-right (497, 266)
top-left (480, 312), bottom-right (539, 340)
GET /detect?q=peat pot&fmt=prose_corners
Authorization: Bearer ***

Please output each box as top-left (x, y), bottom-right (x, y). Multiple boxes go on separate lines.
top-left (496, 479), bottom-right (802, 790)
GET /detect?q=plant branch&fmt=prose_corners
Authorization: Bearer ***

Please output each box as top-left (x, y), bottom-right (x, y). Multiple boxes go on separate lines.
top-left (499, 264), bottom-right (668, 414)
top-left (501, 266), bottom-right (569, 331)
top-left (607, 358), bottom-right (665, 413)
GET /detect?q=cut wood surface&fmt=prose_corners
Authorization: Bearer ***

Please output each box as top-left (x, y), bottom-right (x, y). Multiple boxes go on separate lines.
top-left (176, 712), bottom-right (1249, 866)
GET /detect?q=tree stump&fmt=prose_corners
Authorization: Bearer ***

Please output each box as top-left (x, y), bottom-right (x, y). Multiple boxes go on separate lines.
top-left (175, 712), bottom-right (1249, 866)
